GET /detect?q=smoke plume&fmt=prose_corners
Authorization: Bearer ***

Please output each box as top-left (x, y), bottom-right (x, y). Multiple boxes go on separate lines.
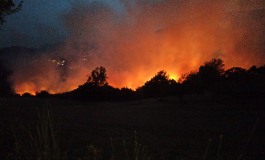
top-left (9, 0), bottom-right (265, 94)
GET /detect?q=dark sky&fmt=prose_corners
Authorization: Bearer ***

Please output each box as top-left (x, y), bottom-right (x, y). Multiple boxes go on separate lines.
top-left (0, 0), bottom-right (122, 48)
top-left (1, 0), bottom-right (264, 49)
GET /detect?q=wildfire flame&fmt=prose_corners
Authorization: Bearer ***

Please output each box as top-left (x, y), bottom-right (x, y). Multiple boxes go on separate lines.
top-left (10, 0), bottom-right (265, 95)
top-left (15, 83), bottom-right (37, 96)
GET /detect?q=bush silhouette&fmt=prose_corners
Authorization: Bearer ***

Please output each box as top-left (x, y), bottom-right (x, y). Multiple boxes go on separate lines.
top-left (36, 90), bottom-right (51, 98)
top-left (137, 70), bottom-right (180, 98)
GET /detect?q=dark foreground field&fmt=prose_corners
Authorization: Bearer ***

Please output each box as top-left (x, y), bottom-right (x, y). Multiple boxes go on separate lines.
top-left (0, 95), bottom-right (264, 160)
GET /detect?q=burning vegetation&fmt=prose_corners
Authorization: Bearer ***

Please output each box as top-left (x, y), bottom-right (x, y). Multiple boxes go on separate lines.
top-left (0, 0), bottom-right (265, 95)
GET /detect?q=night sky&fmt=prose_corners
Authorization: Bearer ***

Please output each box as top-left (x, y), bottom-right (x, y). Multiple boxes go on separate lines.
top-left (1, 0), bottom-right (265, 94)
top-left (0, 0), bottom-right (123, 47)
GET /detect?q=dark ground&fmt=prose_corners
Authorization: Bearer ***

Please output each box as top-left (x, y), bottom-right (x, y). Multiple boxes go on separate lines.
top-left (0, 95), bottom-right (264, 159)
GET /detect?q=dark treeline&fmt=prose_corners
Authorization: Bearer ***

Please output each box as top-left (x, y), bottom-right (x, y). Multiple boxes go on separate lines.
top-left (1, 58), bottom-right (265, 105)
top-left (56, 66), bottom-right (138, 101)
top-left (179, 59), bottom-right (265, 98)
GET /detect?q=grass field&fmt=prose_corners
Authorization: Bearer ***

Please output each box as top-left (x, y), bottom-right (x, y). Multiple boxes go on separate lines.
top-left (0, 95), bottom-right (264, 159)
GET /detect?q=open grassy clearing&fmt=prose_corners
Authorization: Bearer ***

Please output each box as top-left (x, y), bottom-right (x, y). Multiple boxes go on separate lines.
top-left (0, 96), bottom-right (264, 159)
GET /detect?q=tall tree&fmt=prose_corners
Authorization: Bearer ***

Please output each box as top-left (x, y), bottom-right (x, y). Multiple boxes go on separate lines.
top-left (87, 66), bottom-right (108, 87)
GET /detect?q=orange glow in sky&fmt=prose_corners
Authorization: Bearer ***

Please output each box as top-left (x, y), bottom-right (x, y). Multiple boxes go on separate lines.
top-left (11, 0), bottom-right (265, 95)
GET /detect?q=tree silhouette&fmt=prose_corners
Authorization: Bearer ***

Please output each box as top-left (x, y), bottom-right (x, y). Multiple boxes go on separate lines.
top-left (180, 58), bottom-right (225, 94)
top-left (199, 58), bottom-right (224, 79)
top-left (224, 67), bottom-right (247, 80)
top-left (0, 0), bottom-right (23, 27)
top-left (36, 90), bottom-right (51, 98)
top-left (179, 71), bottom-right (201, 94)
top-left (0, 62), bottom-right (14, 96)
top-left (247, 65), bottom-right (265, 94)
top-left (222, 67), bottom-right (248, 94)
top-left (198, 58), bottom-right (225, 92)
top-left (147, 70), bottom-right (170, 85)
top-left (137, 70), bottom-right (180, 98)
top-left (87, 66), bottom-right (108, 87)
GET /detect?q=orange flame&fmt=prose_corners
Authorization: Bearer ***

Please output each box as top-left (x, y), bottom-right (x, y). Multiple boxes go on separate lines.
top-left (15, 83), bottom-right (37, 96)
top-left (11, 0), bottom-right (265, 95)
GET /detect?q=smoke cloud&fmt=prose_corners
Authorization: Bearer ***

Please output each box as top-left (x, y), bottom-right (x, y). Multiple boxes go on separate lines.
top-left (9, 0), bottom-right (265, 94)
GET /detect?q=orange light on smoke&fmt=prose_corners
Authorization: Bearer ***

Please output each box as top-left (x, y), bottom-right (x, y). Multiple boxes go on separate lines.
top-left (169, 74), bottom-right (179, 81)
top-left (15, 83), bottom-right (37, 96)
top-left (11, 1), bottom-right (265, 95)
